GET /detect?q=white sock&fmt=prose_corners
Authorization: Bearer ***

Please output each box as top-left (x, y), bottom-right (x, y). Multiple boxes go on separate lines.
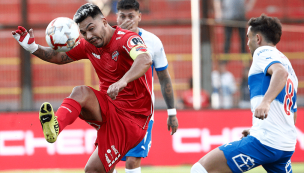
top-left (191, 162), bottom-right (208, 173)
top-left (125, 167), bottom-right (141, 173)
top-left (112, 169), bottom-right (117, 173)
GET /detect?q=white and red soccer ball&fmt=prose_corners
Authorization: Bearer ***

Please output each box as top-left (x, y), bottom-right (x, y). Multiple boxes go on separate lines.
top-left (45, 17), bottom-right (80, 52)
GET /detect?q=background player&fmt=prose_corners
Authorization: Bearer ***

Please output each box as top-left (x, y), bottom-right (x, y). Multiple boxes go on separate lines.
top-left (116, 0), bottom-right (179, 173)
top-left (191, 14), bottom-right (298, 173)
top-left (12, 3), bottom-right (154, 173)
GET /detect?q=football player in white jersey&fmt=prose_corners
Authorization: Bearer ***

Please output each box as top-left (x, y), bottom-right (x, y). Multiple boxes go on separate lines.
top-left (116, 0), bottom-right (179, 173)
top-left (191, 14), bottom-right (298, 173)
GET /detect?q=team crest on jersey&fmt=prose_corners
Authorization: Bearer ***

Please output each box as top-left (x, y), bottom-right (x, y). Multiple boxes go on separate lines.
top-left (127, 35), bottom-right (144, 49)
top-left (136, 45), bottom-right (147, 52)
top-left (112, 51), bottom-right (119, 61)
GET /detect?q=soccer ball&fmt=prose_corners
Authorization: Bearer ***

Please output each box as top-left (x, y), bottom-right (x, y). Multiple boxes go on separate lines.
top-left (45, 17), bottom-right (80, 52)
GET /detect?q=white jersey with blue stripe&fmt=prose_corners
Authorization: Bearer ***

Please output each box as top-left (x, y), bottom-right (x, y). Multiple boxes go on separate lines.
top-left (138, 28), bottom-right (168, 120)
top-left (249, 46), bottom-right (298, 151)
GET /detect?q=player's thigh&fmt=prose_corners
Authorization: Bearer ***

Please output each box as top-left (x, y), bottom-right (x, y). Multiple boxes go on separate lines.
top-left (85, 146), bottom-right (116, 173)
top-left (198, 147), bottom-right (232, 173)
top-left (69, 85), bottom-right (102, 122)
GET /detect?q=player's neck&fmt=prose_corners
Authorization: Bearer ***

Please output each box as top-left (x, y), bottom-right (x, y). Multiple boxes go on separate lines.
top-left (135, 27), bottom-right (139, 34)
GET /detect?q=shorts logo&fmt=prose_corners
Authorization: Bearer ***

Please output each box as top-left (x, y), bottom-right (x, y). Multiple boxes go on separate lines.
top-left (86, 122), bottom-right (100, 130)
top-left (285, 160), bottom-right (292, 173)
top-left (112, 51), bottom-right (119, 61)
top-left (106, 145), bottom-right (121, 168)
top-left (127, 35), bottom-right (144, 49)
top-left (136, 45), bottom-right (147, 52)
top-left (232, 154), bottom-right (255, 172)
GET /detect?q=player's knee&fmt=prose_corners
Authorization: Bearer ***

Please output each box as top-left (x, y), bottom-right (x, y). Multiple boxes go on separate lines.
top-left (125, 157), bottom-right (141, 169)
top-left (69, 85), bottom-right (91, 104)
top-left (84, 164), bottom-right (105, 173)
top-left (191, 162), bottom-right (208, 173)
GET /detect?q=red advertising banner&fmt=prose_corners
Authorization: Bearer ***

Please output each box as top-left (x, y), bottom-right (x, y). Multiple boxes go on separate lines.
top-left (0, 109), bottom-right (303, 170)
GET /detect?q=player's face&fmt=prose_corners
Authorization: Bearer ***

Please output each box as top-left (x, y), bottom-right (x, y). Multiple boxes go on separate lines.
top-left (247, 26), bottom-right (258, 57)
top-left (78, 16), bottom-right (108, 48)
top-left (117, 9), bottom-right (141, 32)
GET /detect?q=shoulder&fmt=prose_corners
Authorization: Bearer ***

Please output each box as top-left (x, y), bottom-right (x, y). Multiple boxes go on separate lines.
top-left (140, 28), bottom-right (162, 44)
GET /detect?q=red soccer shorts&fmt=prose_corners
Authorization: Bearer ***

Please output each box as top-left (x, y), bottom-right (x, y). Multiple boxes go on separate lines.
top-left (87, 86), bottom-right (147, 172)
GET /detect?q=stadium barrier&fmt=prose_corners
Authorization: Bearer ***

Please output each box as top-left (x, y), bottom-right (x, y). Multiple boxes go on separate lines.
top-left (0, 109), bottom-right (303, 170)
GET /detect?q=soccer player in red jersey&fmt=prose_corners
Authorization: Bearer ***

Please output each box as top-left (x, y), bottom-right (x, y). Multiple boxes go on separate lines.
top-left (12, 3), bottom-right (153, 173)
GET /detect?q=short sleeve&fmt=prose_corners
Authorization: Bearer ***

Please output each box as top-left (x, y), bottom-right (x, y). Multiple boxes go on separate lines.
top-left (66, 38), bottom-right (88, 61)
top-left (254, 48), bottom-right (282, 75)
top-left (153, 37), bottom-right (168, 71)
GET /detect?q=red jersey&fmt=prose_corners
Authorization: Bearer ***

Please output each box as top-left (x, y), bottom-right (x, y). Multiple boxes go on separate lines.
top-left (66, 26), bottom-right (153, 124)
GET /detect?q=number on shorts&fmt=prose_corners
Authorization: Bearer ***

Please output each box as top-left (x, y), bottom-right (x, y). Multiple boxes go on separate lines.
top-left (284, 78), bottom-right (294, 115)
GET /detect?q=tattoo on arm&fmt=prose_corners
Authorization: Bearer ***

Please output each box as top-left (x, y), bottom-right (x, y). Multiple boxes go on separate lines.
top-left (60, 54), bottom-right (73, 63)
top-left (32, 45), bottom-right (58, 62)
top-left (32, 45), bottom-right (73, 64)
top-left (157, 70), bottom-right (175, 109)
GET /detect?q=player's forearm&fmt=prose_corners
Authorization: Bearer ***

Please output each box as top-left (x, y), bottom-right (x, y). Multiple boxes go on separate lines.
top-left (33, 45), bottom-right (72, 64)
top-left (157, 70), bottom-right (175, 109)
top-left (294, 112), bottom-right (297, 125)
top-left (121, 53), bottom-right (152, 84)
top-left (263, 69), bottom-right (288, 104)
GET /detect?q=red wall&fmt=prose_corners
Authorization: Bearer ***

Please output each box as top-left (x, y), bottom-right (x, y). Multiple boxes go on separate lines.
top-left (0, 109), bottom-right (303, 170)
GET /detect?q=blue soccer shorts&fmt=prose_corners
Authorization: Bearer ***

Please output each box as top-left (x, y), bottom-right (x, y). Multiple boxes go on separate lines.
top-left (219, 135), bottom-right (294, 173)
top-left (121, 120), bottom-right (154, 161)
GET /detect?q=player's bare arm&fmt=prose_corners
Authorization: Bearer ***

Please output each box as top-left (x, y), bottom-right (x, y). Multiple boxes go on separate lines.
top-left (254, 63), bottom-right (288, 120)
top-left (12, 26), bottom-right (73, 65)
top-left (156, 69), bottom-right (179, 135)
top-left (33, 46), bottom-right (73, 64)
top-left (107, 53), bottom-right (152, 100)
top-left (294, 112), bottom-right (297, 125)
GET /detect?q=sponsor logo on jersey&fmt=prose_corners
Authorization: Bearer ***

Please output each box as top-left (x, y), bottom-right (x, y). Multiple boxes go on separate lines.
top-left (127, 35), bottom-right (144, 49)
top-left (92, 52), bottom-right (100, 59)
top-left (116, 37), bottom-right (121, 40)
top-left (136, 45), bottom-right (147, 52)
top-left (112, 51), bottom-right (119, 61)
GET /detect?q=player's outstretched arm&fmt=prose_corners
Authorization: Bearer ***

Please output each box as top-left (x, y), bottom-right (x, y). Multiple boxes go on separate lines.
top-left (156, 69), bottom-right (178, 135)
top-left (12, 26), bottom-right (73, 65)
top-left (254, 63), bottom-right (288, 120)
top-left (107, 53), bottom-right (152, 100)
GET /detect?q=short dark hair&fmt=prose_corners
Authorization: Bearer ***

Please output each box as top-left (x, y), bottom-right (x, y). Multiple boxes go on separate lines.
top-left (73, 3), bottom-right (104, 24)
top-left (117, 0), bottom-right (140, 11)
top-left (248, 14), bottom-right (282, 45)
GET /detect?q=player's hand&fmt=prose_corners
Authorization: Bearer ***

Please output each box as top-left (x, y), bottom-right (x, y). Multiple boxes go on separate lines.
top-left (241, 129), bottom-right (250, 139)
top-left (12, 26), bottom-right (38, 53)
top-left (119, 19), bottom-right (136, 33)
top-left (107, 80), bottom-right (127, 100)
top-left (167, 115), bottom-right (178, 135)
top-left (254, 101), bottom-right (270, 120)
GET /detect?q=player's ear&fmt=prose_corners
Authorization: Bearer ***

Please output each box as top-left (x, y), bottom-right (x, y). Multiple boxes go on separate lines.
top-left (256, 33), bottom-right (262, 45)
top-left (102, 17), bottom-right (107, 26)
top-left (138, 11), bottom-right (142, 22)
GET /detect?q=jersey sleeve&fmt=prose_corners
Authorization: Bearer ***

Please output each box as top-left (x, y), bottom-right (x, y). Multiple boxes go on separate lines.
top-left (120, 33), bottom-right (149, 60)
top-left (65, 38), bottom-right (88, 61)
top-left (254, 48), bottom-right (282, 75)
top-left (153, 36), bottom-right (168, 71)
